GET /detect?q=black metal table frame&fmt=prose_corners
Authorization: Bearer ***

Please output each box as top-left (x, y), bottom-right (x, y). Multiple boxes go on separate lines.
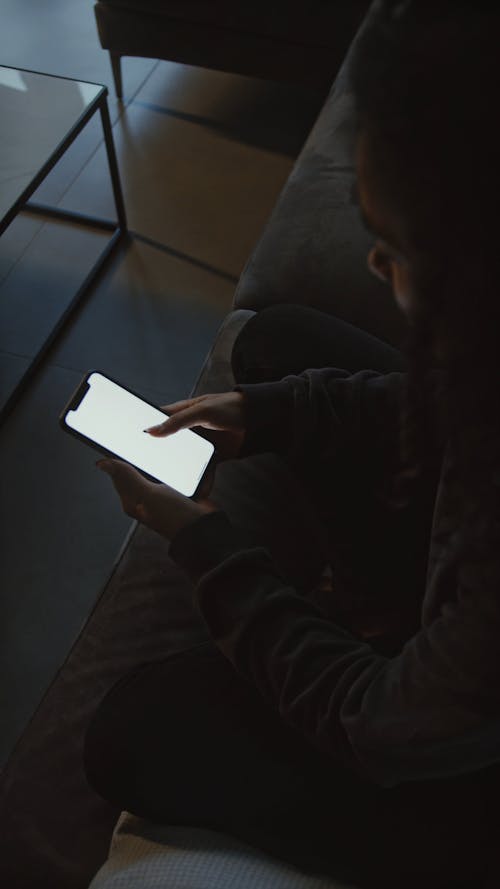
top-left (0, 66), bottom-right (128, 423)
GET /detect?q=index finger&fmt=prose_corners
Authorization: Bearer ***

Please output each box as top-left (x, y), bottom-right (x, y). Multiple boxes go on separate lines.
top-left (159, 398), bottom-right (200, 415)
top-left (145, 403), bottom-right (207, 437)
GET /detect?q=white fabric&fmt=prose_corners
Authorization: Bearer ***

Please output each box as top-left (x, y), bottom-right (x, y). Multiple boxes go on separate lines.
top-left (88, 812), bottom-right (357, 889)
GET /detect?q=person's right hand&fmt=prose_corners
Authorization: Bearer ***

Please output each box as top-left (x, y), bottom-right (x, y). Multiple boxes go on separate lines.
top-left (145, 391), bottom-right (246, 462)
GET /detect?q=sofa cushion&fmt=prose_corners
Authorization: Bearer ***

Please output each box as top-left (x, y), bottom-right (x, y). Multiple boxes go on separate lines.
top-left (88, 812), bottom-right (358, 889)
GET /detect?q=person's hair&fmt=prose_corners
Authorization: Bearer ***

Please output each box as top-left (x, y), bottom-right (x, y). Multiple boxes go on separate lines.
top-left (351, 0), bottom-right (500, 516)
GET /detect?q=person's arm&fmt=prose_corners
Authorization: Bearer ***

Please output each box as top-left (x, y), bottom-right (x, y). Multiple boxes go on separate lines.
top-left (147, 369), bottom-right (443, 480)
top-left (170, 505), bottom-right (500, 788)
top-left (236, 368), bottom-right (410, 475)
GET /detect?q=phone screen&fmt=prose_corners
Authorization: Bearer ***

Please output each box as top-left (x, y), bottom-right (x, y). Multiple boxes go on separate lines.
top-left (64, 372), bottom-right (214, 497)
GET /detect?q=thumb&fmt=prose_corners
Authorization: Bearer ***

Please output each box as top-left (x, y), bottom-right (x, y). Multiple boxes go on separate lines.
top-left (136, 502), bottom-right (149, 521)
top-left (96, 459), bottom-right (143, 485)
top-left (96, 458), bottom-right (118, 474)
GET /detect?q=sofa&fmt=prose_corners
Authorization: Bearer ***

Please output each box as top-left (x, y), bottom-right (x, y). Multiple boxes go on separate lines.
top-left (94, 0), bottom-right (371, 99)
top-left (0, 2), bottom-right (419, 888)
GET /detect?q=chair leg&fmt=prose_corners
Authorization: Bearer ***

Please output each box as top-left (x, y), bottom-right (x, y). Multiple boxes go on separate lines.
top-left (110, 52), bottom-right (123, 100)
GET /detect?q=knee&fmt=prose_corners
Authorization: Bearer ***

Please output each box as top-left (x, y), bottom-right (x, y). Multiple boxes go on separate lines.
top-left (231, 303), bottom-right (308, 384)
top-left (83, 700), bottom-right (126, 809)
top-left (83, 670), bottom-right (147, 811)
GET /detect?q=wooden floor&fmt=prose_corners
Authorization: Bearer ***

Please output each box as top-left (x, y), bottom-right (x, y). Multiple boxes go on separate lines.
top-left (0, 0), bottom-right (324, 766)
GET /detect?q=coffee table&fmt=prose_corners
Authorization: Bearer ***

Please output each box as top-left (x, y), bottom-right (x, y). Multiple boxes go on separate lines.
top-left (0, 65), bottom-right (127, 421)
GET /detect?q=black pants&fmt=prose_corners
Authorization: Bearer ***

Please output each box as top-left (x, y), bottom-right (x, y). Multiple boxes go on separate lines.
top-left (84, 305), bottom-right (493, 889)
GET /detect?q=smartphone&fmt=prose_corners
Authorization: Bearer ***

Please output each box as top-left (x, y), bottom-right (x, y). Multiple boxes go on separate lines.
top-left (59, 371), bottom-right (215, 498)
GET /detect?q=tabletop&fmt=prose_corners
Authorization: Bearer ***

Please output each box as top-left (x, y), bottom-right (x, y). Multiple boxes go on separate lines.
top-left (0, 65), bottom-right (105, 230)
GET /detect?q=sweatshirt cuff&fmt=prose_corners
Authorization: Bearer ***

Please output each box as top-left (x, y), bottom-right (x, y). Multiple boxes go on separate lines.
top-left (169, 510), bottom-right (251, 585)
top-left (233, 379), bottom-right (293, 456)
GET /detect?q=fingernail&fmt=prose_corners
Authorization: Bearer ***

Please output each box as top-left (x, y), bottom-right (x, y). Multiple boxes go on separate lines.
top-left (143, 427), bottom-right (156, 433)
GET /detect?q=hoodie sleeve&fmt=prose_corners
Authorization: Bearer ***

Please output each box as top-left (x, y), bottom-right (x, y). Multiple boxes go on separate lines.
top-left (235, 368), bottom-right (408, 478)
top-left (170, 504), bottom-right (500, 788)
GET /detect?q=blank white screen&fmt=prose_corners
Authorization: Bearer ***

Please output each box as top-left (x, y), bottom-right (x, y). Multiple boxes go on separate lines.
top-left (65, 373), bottom-right (214, 497)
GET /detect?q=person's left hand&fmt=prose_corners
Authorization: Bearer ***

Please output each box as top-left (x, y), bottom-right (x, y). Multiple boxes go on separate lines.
top-left (97, 459), bottom-right (216, 539)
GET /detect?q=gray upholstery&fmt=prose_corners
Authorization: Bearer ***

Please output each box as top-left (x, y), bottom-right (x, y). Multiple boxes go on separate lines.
top-left (191, 309), bottom-right (255, 395)
top-left (88, 813), bottom-right (357, 889)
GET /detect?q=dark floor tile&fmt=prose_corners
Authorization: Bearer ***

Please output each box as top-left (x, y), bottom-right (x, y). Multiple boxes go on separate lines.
top-left (0, 218), bottom-right (109, 365)
top-left (49, 236), bottom-right (232, 402)
top-left (0, 351), bottom-right (31, 404)
top-left (0, 215), bottom-right (44, 287)
top-left (135, 60), bottom-right (327, 157)
top-left (58, 99), bottom-right (296, 279)
top-left (0, 362), bottom-right (132, 766)
top-left (0, 0), bottom-right (156, 109)
top-left (32, 111), bottom-right (106, 209)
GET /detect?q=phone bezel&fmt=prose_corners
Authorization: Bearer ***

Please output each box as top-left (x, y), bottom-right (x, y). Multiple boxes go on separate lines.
top-left (59, 370), bottom-right (215, 498)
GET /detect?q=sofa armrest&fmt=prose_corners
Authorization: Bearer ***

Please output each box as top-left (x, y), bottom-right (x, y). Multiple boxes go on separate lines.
top-left (191, 309), bottom-right (255, 396)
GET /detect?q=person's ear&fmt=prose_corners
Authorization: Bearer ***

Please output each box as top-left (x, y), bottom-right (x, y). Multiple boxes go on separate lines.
top-left (368, 245), bottom-right (393, 285)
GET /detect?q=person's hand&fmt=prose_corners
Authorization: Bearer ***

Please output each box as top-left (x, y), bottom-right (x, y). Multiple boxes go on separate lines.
top-left (145, 392), bottom-right (246, 461)
top-left (97, 459), bottom-right (215, 540)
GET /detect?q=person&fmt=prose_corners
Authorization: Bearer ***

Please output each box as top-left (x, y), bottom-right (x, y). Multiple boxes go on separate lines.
top-left (84, 3), bottom-right (500, 887)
